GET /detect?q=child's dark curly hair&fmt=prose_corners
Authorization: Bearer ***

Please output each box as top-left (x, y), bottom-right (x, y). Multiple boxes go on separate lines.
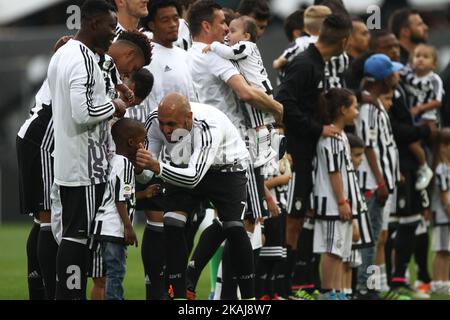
top-left (117, 30), bottom-right (152, 66)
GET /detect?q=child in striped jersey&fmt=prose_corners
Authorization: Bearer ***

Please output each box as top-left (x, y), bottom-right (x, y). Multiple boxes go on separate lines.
top-left (430, 128), bottom-right (450, 295)
top-left (342, 134), bottom-right (375, 299)
top-left (93, 118), bottom-right (159, 300)
top-left (401, 44), bottom-right (443, 190)
top-left (257, 124), bottom-right (292, 300)
top-left (202, 15), bottom-right (279, 168)
top-left (313, 88), bottom-right (359, 300)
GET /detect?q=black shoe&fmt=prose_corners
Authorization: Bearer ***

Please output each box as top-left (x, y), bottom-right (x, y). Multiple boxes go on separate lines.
top-left (355, 289), bottom-right (380, 300)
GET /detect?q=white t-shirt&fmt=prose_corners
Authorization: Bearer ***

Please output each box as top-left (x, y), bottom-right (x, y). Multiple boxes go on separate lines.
top-left (47, 39), bottom-right (114, 186)
top-left (188, 41), bottom-right (244, 129)
top-left (143, 42), bottom-right (197, 112)
top-left (432, 163), bottom-right (450, 225)
top-left (93, 154), bottom-right (136, 241)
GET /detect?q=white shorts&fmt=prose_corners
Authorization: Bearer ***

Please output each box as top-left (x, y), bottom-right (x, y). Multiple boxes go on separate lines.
top-left (343, 249), bottom-right (362, 268)
top-left (432, 225), bottom-right (450, 252)
top-left (313, 219), bottom-right (353, 259)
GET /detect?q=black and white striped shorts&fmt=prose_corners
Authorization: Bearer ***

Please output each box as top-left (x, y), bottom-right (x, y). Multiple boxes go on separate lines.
top-left (245, 164), bottom-right (269, 219)
top-left (88, 244), bottom-right (105, 278)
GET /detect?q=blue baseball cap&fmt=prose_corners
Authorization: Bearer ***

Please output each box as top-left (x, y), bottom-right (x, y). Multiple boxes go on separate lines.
top-left (364, 53), bottom-right (404, 81)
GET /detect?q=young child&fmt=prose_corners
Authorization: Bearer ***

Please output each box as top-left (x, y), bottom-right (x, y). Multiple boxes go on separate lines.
top-left (123, 68), bottom-right (155, 122)
top-left (430, 128), bottom-right (450, 295)
top-left (257, 124), bottom-right (292, 300)
top-left (355, 54), bottom-right (402, 299)
top-left (401, 44), bottom-right (444, 190)
top-left (92, 118), bottom-right (158, 300)
top-left (313, 88), bottom-right (359, 300)
top-left (202, 15), bottom-right (279, 167)
top-left (342, 133), bottom-right (375, 300)
top-left (272, 5), bottom-right (331, 71)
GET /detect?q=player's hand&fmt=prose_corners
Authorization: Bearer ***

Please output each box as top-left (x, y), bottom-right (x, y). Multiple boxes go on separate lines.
top-left (410, 105), bottom-right (422, 117)
top-left (112, 98), bottom-right (127, 118)
top-left (135, 147), bottom-right (160, 174)
top-left (338, 201), bottom-right (352, 221)
top-left (202, 45), bottom-right (212, 54)
top-left (272, 101), bottom-right (284, 124)
top-left (267, 198), bottom-right (280, 217)
top-left (376, 183), bottom-right (389, 207)
top-left (423, 208), bottom-right (432, 221)
top-left (124, 224), bottom-right (138, 247)
top-left (322, 125), bottom-right (341, 139)
top-left (120, 87), bottom-right (135, 107)
top-left (143, 184), bottom-right (162, 198)
top-left (54, 35), bottom-right (73, 52)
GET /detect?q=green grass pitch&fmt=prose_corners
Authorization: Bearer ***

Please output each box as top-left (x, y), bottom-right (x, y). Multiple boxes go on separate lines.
top-left (0, 222), bottom-right (449, 300)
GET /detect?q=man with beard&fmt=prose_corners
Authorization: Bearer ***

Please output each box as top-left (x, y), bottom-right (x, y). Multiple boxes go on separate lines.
top-left (388, 9), bottom-right (428, 65)
top-left (47, 0), bottom-right (127, 299)
top-left (113, 0), bottom-right (149, 37)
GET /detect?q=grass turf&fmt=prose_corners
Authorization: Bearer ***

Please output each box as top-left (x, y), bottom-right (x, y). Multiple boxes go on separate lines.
top-left (1, 222), bottom-right (449, 300)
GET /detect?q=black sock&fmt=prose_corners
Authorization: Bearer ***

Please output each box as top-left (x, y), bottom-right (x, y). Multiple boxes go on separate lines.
top-left (312, 254), bottom-right (322, 290)
top-left (285, 246), bottom-right (297, 293)
top-left (255, 258), bottom-right (269, 298)
top-left (274, 259), bottom-right (287, 298)
top-left (164, 223), bottom-right (188, 299)
top-left (293, 228), bottom-right (314, 289)
top-left (385, 225), bottom-right (396, 287)
top-left (27, 222), bottom-right (46, 300)
top-left (37, 224), bottom-right (58, 300)
top-left (220, 240), bottom-right (238, 300)
top-left (186, 219), bottom-right (226, 292)
top-left (142, 224), bottom-right (167, 300)
top-left (414, 232), bottom-right (431, 283)
top-left (391, 223), bottom-right (417, 288)
top-left (185, 211), bottom-right (204, 255)
top-left (55, 239), bottom-right (88, 300)
top-left (223, 223), bottom-right (255, 299)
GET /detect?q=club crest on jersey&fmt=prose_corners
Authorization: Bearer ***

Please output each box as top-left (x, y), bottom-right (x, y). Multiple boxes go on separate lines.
top-left (123, 184), bottom-right (132, 198)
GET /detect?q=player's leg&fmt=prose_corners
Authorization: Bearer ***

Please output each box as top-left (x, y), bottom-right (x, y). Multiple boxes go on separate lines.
top-left (26, 218), bottom-right (46, 300)
top-left (89, 244), bottom-right (105, 300)
top-left (102, 241), bottom-right (127, 300)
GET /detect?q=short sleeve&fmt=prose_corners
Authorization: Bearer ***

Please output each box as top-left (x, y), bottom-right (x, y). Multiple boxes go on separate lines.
top-left (322, 138), bottom-right (345, 173)
top-left (357, 104), bottom-right (377, 148)
top-left (209, 53), bottom-right (240, 83)
top-left (114, 158), bottom-right (134, 202)
top-left (436, 164), bottom-right (449, 192)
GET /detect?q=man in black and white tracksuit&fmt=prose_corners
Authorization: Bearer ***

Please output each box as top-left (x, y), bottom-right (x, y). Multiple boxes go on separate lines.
top-left (47, 1), bottom-right (127, 300)
top-left (135, 93), bottom-right (255, 300)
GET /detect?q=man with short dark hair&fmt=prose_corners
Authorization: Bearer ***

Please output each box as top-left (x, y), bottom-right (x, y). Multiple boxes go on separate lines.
top-left (113, 0), bottom-right (149, 37)
top-left (275, 13), bottom-right (352, 299)
top-left (388, 8), bottom-right (428, 65)
top-left (47, 0), bottom-right (128, 299)
top-left (237, 0), bottom-right (271, 38)
top-left (346, 18), bottom-right (370, 60)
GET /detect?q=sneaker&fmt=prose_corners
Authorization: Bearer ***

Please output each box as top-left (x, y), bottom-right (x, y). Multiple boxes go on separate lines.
top-left (415, 165), bottom-right (433, 190)
top-left (337, 292), bottom-right (349, 300)
top-left (430, 283), bottom-right (450, 295)
top-left (415, 281), bottom-right (432, 295)
top-left (317, 291), bottom-right (338, 300)
top-left (355, 289), bottom-right (380, 300)
top-left (289, 289), bottom-right (316, 300)
top-left (208, 291), bottom-right (215, 300)
top-left (393, 286), bottom-right (429, 299)
top-left (259, 294), bottom-right (271, 300)
top-left (379, 290), bottom-right (411, 300)
top-left (186, 289), bottom-right (196, 300)
top-left (168, 285), bottom-right (174, 299)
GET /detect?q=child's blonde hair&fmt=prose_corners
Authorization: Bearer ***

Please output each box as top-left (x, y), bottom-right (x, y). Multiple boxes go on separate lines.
top-left (413, 44), bottom-right (438, 65)
top-left (433, 127), bottom-right (450, 170)
top-left (303, 5), bottom-right (332, 35)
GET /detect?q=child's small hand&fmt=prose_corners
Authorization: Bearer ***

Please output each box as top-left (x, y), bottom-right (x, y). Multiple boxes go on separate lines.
top-left (338, 201), bottom-right (352, 222)
top-left (124, 224), bottom-right (138, 247)
top-left (410, 105), bottom-right (423, 116)
top-left (267, 197), bottom-right (280, 217)
top-left (202, 45), bottom-right (212, 54)
top-left (144, 184), bottom-right (162, 198)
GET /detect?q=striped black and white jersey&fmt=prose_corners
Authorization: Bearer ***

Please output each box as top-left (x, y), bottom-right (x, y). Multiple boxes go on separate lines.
top-left (325, 53), bottom-right (350, 89)
top-left (188, 42), bottom-right (245, 129)
top-left (313, 132), bottom-right (360, 219)
top-left (174, 18), bottom-right (192, 51)
top-left (138, 102), bottom-right (250, 188)
top-left (281, 35), bottom-right (318, 63)
top-left (263, 158), bottom-right (288, 212)
top-left (356, 100), bottom-right (400, 192)
top-left (93, 154), bottom-right (136, 241)
top-left (98, 53), bottom-right (121, 100)
top-left (401, 66), bottom-right (444, 124)
top-left (47, 39), bottom-right (115, 186)
top-left (209, 40), bottom-right (275, 128)
top-left (142, 42), bottom-right (197, 112)
top-left (114, 23), bottom-right (125, 41)
top-left (17, 79), bottom-right (54, 153)
top-left (432, 163), bottom-right (450, 225)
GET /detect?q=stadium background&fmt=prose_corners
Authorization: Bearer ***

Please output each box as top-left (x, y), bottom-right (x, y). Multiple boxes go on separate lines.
top-left (1, 0), bottom-right (450, 299)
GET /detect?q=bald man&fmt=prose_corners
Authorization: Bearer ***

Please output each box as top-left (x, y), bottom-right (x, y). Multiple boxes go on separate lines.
top-left (135, 93), bottom-right (255, 300)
